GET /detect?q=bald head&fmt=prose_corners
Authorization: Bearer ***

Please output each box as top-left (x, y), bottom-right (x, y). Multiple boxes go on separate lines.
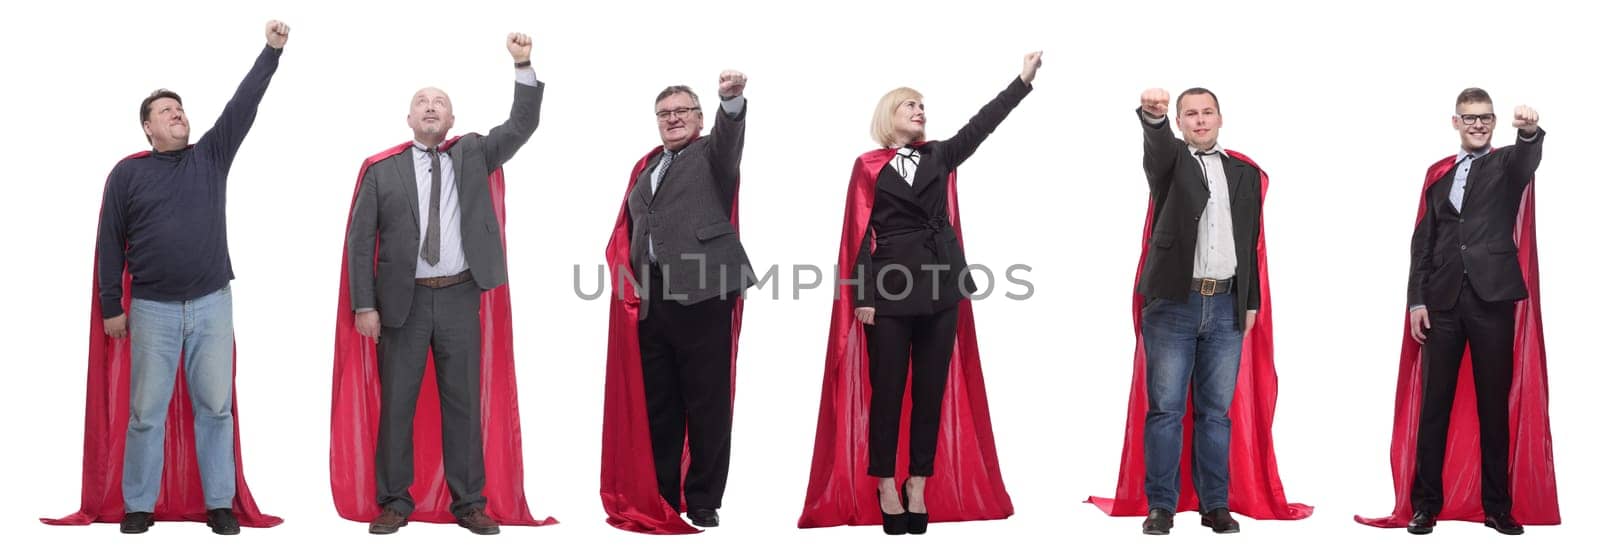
top-left (407, 87), bottom-right (455, 148)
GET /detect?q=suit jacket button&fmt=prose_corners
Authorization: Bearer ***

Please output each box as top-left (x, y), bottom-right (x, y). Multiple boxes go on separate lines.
top-left (1193, 216), bottom-right (1200, 221)
top-left (1460, 244), bottom-right (1467, 251)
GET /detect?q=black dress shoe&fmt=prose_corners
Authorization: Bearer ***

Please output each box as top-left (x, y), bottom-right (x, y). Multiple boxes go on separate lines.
top-left (688, 508), bottom-right (719, 528)
top-left (120, 511), bottom-right (154, 534)
top-left (1484, 513), bottom-right (1524, 535)
top-left (878, 488), bottom-right (908, 535)
top-left (206, 508), bottom-right (240, 535)
top-left (1406, 510), bottom-right (1436, 535)
top-left (1200, 508), bottom-right (1240, 534)
top-left (1142, 508), bottom-right (1174, 535)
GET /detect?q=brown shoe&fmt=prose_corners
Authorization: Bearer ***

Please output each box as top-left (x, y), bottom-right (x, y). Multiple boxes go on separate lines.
top-left (368, 507), bottom-right (408, 535)
top-left (456, 508), bottom-right (500, 535)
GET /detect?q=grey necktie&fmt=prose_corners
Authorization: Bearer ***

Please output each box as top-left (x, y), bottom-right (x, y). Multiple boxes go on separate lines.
top-left (423, 148), bottom-right (442, 266)
top-left (651, 149), bottom-right (676, 194)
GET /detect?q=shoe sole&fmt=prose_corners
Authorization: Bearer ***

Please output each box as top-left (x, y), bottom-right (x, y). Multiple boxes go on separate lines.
top-left (1200, 519), bottom-right (1239, 534)
top-left (209, 527), bottom-right (240, 536)
top-left (369, 520), bottom-right (408, 535)
top-left (1485, 523), bottom-right (1523, 535)
top-left (1408, 526), bottom-right (1433, 535)
top-left (459, 524), bottom-right (501, 535)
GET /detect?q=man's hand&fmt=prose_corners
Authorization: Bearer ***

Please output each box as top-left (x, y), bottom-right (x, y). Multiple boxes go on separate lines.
top-left (356, 311), bottom-right (382, 342)
top-left (718, 70), bottom-right (747, 100)
top-left (854, 307), bottom-right (876, 326)
top-left (1409, 307), bottom-right (1431, 344)
top-left (506, 32), bottom-right (532, 64)
top-left (1140, 88), bottom-right (1170, 119)
top-left (1244, 309), bottom-right (1257, 335)
top-left (1513, 104), bottom-right (1540, 135)
top-left (104, 314), bottom-right (128, 339)
top-left (265, 20), bottom-right (290, 49)
top-left (1020, 51), bottom-right (1043, 84)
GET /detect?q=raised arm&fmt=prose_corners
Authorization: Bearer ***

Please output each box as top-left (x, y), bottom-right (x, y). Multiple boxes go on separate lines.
top-left (941, 52), bottom-right (1041, 169)
top-left (197, 20), bottom-right (288, 169)
top-left (1502, 104), bottom-right (1543, 194)
top-left (1138, 88), bottom-right (1183, 195)
top-left (708, 70), bottom-right (748, 201)
top-left (484, 31), bottom-right (545, 170)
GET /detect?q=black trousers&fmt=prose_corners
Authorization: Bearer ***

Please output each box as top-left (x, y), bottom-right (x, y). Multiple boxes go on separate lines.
top-left (375, 281), bottom-right (485, 517)
top-left (1411, 276), bottom-right (1516, 515)
top-left (638, 265), bottom-right (735, 511)
top-left (867, 306), bottom-right (958, 477)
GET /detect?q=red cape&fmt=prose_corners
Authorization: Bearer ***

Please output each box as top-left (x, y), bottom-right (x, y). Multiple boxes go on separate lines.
top-left (1088, 150), bottom-right (1312, 520)
top-left (44, 151), bottom-right (281, 528)
top-left (797, 147), bottom-right (1013, 528)
top-left (599, 143), bottom-right (744, 534)
top-left (1355, 155), bottom-right (1559, 527)
top-left (329, 139), bottom-right (555, 526)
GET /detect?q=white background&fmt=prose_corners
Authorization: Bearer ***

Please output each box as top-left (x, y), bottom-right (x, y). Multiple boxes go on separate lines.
top-left (1, 1), bottom-right (1593, 554)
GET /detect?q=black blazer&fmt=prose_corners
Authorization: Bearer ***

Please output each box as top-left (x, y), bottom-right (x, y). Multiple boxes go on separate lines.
top-left (1408, 129), bottom-right (1544, 310)
top-left (1136, 109), bottom-right (1262, 328)
top-left (852, 77), bottom-right (1031, 317)
top-left (347, 81), bottom-right (544, 328)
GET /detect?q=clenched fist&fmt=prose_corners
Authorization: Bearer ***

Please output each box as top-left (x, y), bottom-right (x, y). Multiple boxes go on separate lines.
top-left (1513, 104), bottom-right (1540, 134)
top-left (719, 70), bottom-right (747, 100)
top-left (265, 20), bottom-right (290, 49)
top-left (1020, 51), bottom-right (1043, 84)
top-left (506, 32), bottom-right (532, 63)
top-left (1140, 88), bottom-right (1170, 119)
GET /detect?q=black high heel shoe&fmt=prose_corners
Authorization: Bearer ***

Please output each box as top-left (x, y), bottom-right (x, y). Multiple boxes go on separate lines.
top-left (903, 482), bottom-right (928, 535)
top-left (879, 487), bottom-right (908, 535)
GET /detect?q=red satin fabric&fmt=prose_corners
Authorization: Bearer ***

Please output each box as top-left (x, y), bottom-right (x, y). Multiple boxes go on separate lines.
top-left (1088, 151), bottom-right (1311, 520)
top-left (1355, 156), bottom-right (1559, 527)
top-left (44, 151), bottom-right (281, 528)
top-left (599, 143), bottom-right (744, 534)
top-left (797, 147), bottom-right (1013, 528)
top-left (329, 140), bottom-right (555, 526)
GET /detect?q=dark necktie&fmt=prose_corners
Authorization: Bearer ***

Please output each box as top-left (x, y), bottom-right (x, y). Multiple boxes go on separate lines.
top-left (423, 147), bottom-right (442, 266)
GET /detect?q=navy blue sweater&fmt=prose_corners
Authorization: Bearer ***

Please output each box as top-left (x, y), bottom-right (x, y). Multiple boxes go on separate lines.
top-left (97, 45), bottom-right (281, 318)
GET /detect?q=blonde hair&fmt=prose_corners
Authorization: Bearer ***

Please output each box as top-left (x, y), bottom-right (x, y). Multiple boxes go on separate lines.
top-left (871, 87), bottom-right (924, 148)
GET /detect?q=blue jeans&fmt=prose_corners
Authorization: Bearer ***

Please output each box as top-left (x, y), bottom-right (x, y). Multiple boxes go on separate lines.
top-left (1141, 290), bottom-right (1243, 513)
top-left (124, 285), bottom-right (236, 512)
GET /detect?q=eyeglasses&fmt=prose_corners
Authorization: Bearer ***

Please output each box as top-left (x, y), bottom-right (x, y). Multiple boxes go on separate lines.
top-left (655, 106), bottom-right (701, 121)
top-left (1457, 113), bottom-right (1496, 125)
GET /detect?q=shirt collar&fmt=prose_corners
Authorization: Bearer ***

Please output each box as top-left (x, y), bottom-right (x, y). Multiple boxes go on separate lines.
top-left (1187, 143), bottom-right (1227, 159)
top-left (1457, 145), bottom-right (1490, 162)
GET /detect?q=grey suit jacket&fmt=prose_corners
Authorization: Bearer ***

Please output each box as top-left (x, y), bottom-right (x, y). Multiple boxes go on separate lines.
top-left (626, 102), bottom-right (751, 308)
top-left (348, 81), bottom-right (544, 328)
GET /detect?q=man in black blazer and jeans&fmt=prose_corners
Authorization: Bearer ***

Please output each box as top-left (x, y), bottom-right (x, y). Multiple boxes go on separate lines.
top-left (1135, 87), bottom-right (1263, 535)
top-left (1405, 88), bottom-right (1543, 536)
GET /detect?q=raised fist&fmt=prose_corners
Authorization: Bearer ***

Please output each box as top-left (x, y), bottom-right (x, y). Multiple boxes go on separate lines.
top-left (1140, 88), bottom-right (1170, 119)
top-left (265, 20), bottom-right (290, 49)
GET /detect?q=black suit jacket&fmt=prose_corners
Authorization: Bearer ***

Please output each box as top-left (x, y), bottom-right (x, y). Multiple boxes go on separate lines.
top-left (1408, 129), bottom-right (1544, 310)
top-left (348, 81), bottom-right (544, 328)
top-left (1136, 109), bottom-right (1262, 328)
top-left (852, 77), bottom-right (1031, 316)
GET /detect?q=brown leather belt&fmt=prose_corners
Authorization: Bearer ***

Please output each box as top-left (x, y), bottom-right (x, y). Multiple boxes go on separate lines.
top-left (1191, 277), bottom-right (1233, 296)
top-left (416, 270), bottom-right (472, 288)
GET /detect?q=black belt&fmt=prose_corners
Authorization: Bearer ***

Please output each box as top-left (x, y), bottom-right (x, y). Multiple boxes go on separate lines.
top-left (416, 270), bottom-right (472, 288)
top-left (1190, 277), bottom-right (1233, 296)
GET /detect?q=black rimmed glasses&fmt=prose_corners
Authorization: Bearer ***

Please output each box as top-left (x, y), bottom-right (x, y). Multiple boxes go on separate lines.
top-left (1457, 113), bottom-right (1496, 125)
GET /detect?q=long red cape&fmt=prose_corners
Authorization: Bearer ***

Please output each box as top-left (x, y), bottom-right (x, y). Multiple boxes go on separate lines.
top-left (797, 147), bottom-right (1013, 528)
top-left (1088, 151), bottom-right (1312, 519)
top-left (329, 139), bottom-right (555, 526)
top-left (599, 143), bottom-right (744, 534)
top-left (44, 151), bottom-right (281, 528)
top-left (1355, 155), bottom-right (1559, 527)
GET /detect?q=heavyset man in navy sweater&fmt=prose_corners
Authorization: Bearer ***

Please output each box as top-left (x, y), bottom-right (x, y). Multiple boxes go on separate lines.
top-left (94, 20), bottom-right (289, 536)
